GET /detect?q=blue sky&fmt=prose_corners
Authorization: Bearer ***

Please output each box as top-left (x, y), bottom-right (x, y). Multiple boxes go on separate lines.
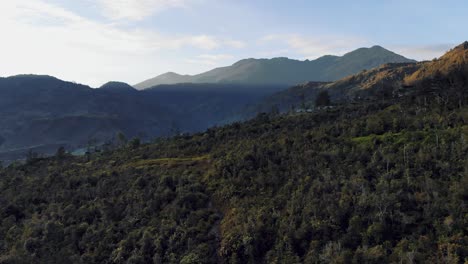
top-left (0, 0), bottom-right (466, 87)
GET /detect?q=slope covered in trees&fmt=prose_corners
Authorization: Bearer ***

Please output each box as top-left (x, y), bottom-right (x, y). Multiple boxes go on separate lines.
top-left (0, 77), bottom-right (284, 163)
top-left (251, 42), bottom-right (468, 114)
top-left (0, 51), bottom-right (466, 263)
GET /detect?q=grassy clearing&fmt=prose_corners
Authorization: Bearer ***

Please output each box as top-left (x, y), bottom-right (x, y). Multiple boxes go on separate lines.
top-left (125, 155), bottom-right (210, 168)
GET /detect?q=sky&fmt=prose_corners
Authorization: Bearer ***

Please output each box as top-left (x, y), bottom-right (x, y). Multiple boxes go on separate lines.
top-left (0, 0), bottom-right (466, 87)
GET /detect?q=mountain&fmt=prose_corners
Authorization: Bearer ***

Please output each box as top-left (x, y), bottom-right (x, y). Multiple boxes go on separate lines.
top-left (134, 72), bottom-right (192, 89)
top-left (0, 43), bottom-right (466, 263)
top-left (99, 81), bottom-right (137, 93)
top-left (0, 77), bottom-right (285, 162)
top-left (142, 83), bottom-right (286, 131)
top-left (135, 45), bottom-right (416, 89)
top-left (0, 76), bottom-right (172, 162)
top-left (250, 42), bottom-right (467, 114)
top-left (404, 41), bottom-right (468, 85)
top-left (0, 43), bottom-right (462, 163)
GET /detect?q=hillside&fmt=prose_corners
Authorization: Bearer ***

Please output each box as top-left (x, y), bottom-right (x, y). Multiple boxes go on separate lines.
top-left (251, 43), bottom-right (466, 115)
top-left (99, 82), bottom-right (138, 93)
top-left (404, 41), bottom-right (468, 85)
top-left (0, 62), bottom-right (466, 263)
top-left (134, 72), bottom-right (192, 90)
top-left (0, 78), bottom-right (285, 162)
top-left (135, 46), bottom-right (415, 89)
top-left (244, 81), bottom-right (328, 115)
top-left (245, 62), bottom-right (421, 115)
top-left (0, 76), bottom-right (174, 162)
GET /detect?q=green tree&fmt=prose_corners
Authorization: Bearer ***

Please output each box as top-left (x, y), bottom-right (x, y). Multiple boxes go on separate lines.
top-left (315, 90), bottom-right (331, 107)
top-left (55, 146), bottom-right (67, 160)
top-left (25, 149), bottom-right (39, 163)
top-left (117, 132), bottom-right (127, 147)
top-left (129, 138), bottom-right (141, 149)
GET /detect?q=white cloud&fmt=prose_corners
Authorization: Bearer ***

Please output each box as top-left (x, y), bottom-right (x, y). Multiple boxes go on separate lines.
top-left (0, 0), bottom-right (244, 86)
top-left (97, 0), bottom-right (193, 21)
top-left (197, 54), bottom-right (234, 60)
top-left (186, 54), bottom-right (234, 66)
top-left (184, 35), bottom-right (220, 50)
top-left (261, 34), bottom-right (369, 59)
top-left (224, 39), bottom-right (246, 49)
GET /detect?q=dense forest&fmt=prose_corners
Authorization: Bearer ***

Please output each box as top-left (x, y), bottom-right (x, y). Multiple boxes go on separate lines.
top-left (0, 43), bottom-right (467, 263)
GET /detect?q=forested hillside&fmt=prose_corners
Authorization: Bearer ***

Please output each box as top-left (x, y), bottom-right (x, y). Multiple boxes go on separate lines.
top-left (0, 56), bottom-right (466, 263)
top-left (0, 77), bottom-right (284, 163)
top-left (252, 42), bottom-right (468, 114)
top-left (0, 45), bottom-right (425, 161)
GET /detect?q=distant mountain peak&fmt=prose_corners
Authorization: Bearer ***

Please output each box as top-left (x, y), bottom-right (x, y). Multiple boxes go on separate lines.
top-left (160, 72), bottom-right (190, 77)
top-left (317, 54), bottom-right (340, 59)
top-left (134, 72), bottom-right (193, 89)
top-left (370, 45), bottom-right (385, 49)
top-left (8, 74), bottom-right (59, 80)
top-left (271, 57), bottom-right (292, 61)
top-left (343, 45), bottom-right (411, 58)
top-left (232, 58), bottom-right (257, 66)
top-left (100, 81), bottom-right (137, 92)
top-left (135, 46), bottom-right (416, 89)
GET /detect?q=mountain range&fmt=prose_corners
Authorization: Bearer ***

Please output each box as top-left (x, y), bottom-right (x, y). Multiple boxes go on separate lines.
top-left (135, 45), bottom-right (415, 89)
top-left (0, 42), bottom-right (466, 263)
top-left (0, 78), bottom-right (284, 162)
top-left (0, 44), bottom-right (453, 163)
top-left (0, 76), bottom-right (171, 162)
top-left (252, 42), bottom-right (468, 114)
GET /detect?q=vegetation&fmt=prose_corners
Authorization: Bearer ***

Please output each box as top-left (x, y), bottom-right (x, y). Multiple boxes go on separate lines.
top-left (0, 75), bottom-right (466, 263)
top-left (0, 42), bottom-right (467, 263)
top-left (0, 76), bottom-right (284, 163)
top-left (315, 90), bottom-right (331, 107)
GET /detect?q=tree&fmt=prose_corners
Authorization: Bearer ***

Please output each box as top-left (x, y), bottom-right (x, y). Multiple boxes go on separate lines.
top-left (300, 93), bottom-right (306, 109)
top-left (117, 132), bottom-right (127, 147)
top-left (55, 146), bottom-right (67, 160)
top-left (26, 149), bottom-right (39, 163)
top-left (129, 138), bottom-right (141, 149)
top-left (270, 105), bottom-right (280, 116)
top-left (315, 90), bottom-right (331, 107)
top-left (87, 137), bottom-right (98, 153)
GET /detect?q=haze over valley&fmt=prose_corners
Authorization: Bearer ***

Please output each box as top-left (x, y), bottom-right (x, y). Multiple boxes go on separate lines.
top-left (0, 45), bottom-right (418, 162)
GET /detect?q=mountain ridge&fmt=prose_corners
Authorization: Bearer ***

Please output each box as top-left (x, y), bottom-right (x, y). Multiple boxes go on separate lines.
top-left (2, 42), bottom-right (466, 164)
top-left (134, 45), bottom-right (416, 89)
top-left (0, 43), bottom-right (465, 262)
top-left (247, 42), bottom-right (466, 114)
top-left (99, 81), bottom-right (138, 93)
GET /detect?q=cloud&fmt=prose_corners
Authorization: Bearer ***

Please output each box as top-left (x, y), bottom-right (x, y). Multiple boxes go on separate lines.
top-left (186, 54), bottom-right (234, 66)
top-left (184, 35), bottom-right (220, 50)
top-left (260, 34), bottom-right (369, 59)
top-left (390, 44), bottom-right (453, 61)
top-left (197, 54), bottom-right (234, 60)
top-left (224, 40), bottom-right (246, 49)
top-left (97, 0), bottom-right (193, 21)
top-left (0, 0), bottom-right (244, 86)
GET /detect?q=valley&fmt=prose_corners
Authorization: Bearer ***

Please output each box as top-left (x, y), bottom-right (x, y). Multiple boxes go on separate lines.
top-left (0, 46), bottom-right (417, 163)
top-left (0, 42), bottom-right (466, 263)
